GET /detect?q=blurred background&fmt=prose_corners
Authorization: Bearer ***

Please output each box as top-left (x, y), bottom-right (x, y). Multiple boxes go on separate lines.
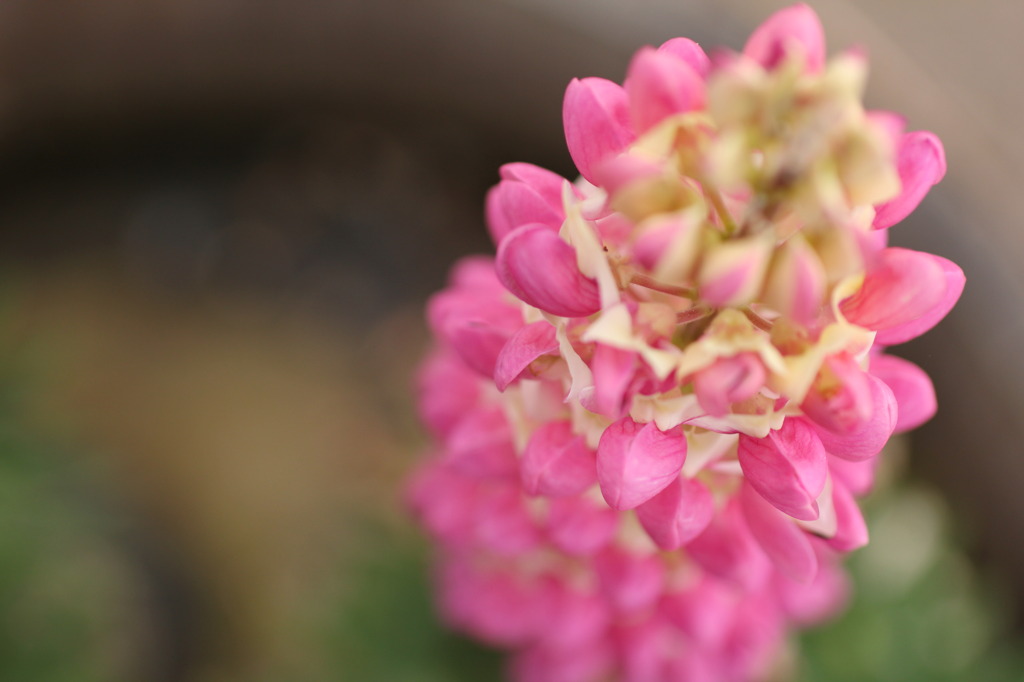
top-left (0, 1), bottom-right (1022, 680)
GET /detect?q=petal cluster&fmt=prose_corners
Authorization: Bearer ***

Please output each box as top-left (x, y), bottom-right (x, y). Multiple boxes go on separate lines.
top-left (411, 5), bottom-right (963, 682)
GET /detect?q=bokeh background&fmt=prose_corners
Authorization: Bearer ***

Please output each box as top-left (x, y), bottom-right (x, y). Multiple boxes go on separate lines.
top-left (1, 1), bottom-right (1022, 680)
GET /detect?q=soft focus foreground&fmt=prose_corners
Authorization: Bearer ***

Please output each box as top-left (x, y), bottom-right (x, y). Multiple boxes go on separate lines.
top-left (0, 1), bottom-right (1023, 681)
top-left (410, 6), bottom-right (962, 681)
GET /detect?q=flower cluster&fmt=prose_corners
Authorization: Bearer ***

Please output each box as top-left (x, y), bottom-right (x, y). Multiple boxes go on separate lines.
top-left (409, 5), bottom-right (964, 681)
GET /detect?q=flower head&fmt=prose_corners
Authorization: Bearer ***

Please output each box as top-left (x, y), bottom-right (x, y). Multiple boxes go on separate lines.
top-left (410, 5), bottom-right (963, 681)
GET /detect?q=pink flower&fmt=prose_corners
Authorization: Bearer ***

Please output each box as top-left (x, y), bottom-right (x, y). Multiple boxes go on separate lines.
top-left (486, 163), bottom-right (569, 245)
top-left (496, 223), bottom-right (602, 318)
top-left (596, 417), bottom-right (687, 510)
top-left (410, 5), bottom-right (963, 681)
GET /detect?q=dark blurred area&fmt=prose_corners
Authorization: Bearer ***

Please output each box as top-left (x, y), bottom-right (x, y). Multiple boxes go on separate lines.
top-left (0, 1), bottom-right (1021, 680)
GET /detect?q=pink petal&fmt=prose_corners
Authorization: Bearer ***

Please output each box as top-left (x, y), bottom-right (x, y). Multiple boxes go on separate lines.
top-left (761, 236), bottom-right (827, 326)
top-left (737, 418), bottom-right (827, 521)
top-left (800, 353), bottom-right (874, 435)
top-left (443, 565), bottom-right (543, 646)
top-left (538, 579), bottom-right (611, 650)
top-left (688, 498), bottom-right (772, 590)
top-left (631, 212), bottom-right (696, 272)
top-left (415, 348), bottom-right (481, 438)
top-left (625, 47), bottom-right (706, 134)
top-left (665, 651), bottom-right (719, 682)
top-left (874, 254), bottom-right (965, 345)
top-left (840, 247), bottom-right (950, 340)
top-left (635, 475), bottom-right (714, 549)
top-left (494, 320), bottom-right (559, 391)
top-left (596, 417), bottom-right (687, 510)
top-left (444, 406), bottom-right (519, 479)
top-left (658, 37), bottom-right (711, 77)
top-left (496, 223), bottom-right (602, 318)
top-left (595, 212), bottom-right (635, 248)
top-left (869, 353), bottom-right (937, 432)
top-left (618, 616), bottom-right (669, 682)
top-left (500, 162), bottom-right (568, 205)
top-left (448, 254), bottom-right (505, 291)
top-left (660, 577), bottom-right (735, 648)
top-left (521, 420), bottom-right (597, 497)
top-left (594, 546), bottom-right (665, 613)
top-left (827, 454), bottom-right (877, 496)
top-left (474, 483), bottom-right (542, 556)
top-left (776, 555), bottom-right (850, 625)
top-left (510, 641), bottom-right (613, 682)
top-left (426, 287), bottom-right (522, 376)
top-left (587, 344), bottom-right (636, 418)
top-left (698, 235), bottom-right (772, 307)
top-left (563, 77), bottom-right (636, 183)
top-left (486, 182), bottom-right (559, 247)
top-left (866, 110), bottom-right (907, 148)
top-left (469, 577), bottom-right (541, 645)
top-left (405, 464), bottom-right (477, 545)
top-left (435, 555), bottom-right (478, 627)
top-left (811, 375), bottom-right (897, 460)
top-left (872, 131), bottom-right (947, 229)
top-left (743, 3), bottom-right (826, 73)
top-left (442, 323), bottom-right (513, 378)
top-left (853, 222), bottom-right (889, 271)
top-left (546, 496), bottom-right (619, 556)
top-left (485, 163), bottom-right (570, 245)
top-left (589, 153), bottom-right (663, 198)
top-left (826, 478), bottom-right (869, 551)
top-left (692, 352), bottom-right (766, 417)
top-left (719, 591), bottom-right (786, 681)
top-left (740, 482), bottom-right (818, 583)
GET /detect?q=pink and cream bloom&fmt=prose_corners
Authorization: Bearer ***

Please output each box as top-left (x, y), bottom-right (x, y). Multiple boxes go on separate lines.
top-left (410, 4), bottom-right (963, 681)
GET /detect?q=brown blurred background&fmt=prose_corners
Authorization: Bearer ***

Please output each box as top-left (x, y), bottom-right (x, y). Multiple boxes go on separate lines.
top-left (0, 1), bottom-right (1021, 680)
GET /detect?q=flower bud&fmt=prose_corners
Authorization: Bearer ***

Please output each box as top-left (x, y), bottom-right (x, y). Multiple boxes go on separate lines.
top-left (740, 482), bottom-right (818, 583)
top-left (563, 77), bottom-right (635, 183)
top-left (737, 417), bottom-right (827, 521)
top-left (873, 131), bottom-right (946, 229)
top-left (800, 353), bottom-right (874, 435)
top-left (485, 162), bottom-right (569, 245)
top-left (840, 247), bottom-right (963, 344)
top-left (635, 475), bottom-right (715, 549)
top-left (869, 353), bottom-right (937, 432)
top-left (496, 223), bottom-right (602, 317)
top-left (692, 352), bottom-right (767, 417)
top-left (596, 417), bottom-right (687, 510)
top-left (761, 234), bottom-right (827, 325)
top-left (494, 320), bottom-right (559, 391)
top-left (520, 420), bottom-right (597, 497)
top-left (625, 47), bottom-right (706, 134)
top-left (698, 232), bottom-right (774, 307)
top-left (743, 2), bottom-right (826, 73)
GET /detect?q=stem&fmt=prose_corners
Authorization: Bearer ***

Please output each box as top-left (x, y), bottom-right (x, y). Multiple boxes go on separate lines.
top-left (677, 307), bottom-right (713, 325)
top-left (706, 186), bottom-right (739, 237)
top-left (741, 306), bottom-right (774, 332)
top-left (630, 273), bottom-right (697, 300)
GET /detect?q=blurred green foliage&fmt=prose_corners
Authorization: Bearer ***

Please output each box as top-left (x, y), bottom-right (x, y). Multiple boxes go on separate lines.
top-left (0, 382), bottom-right (136, 682)
top-left (322, 523), bottom-right (503, 682)
top-left (800, 487), bottom-right (1024, 682)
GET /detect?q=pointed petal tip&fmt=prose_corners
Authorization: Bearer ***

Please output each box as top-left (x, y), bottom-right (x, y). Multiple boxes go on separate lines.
top-left (563, 77), bottom-right (635, 183)
top-left (495, 223), bottom-right (602, 318)
top-left (596, 417), bottom-right (687, 510)
top-left (636, 476), bottom-right (715, 549)
top-left (625, 46), bottom-right (706, 133)
top-left (873, 131), bottom-right (947, 229)
top-left (744, 3), bottom-right (826, 73)
top-left (737, 419), bottom-right (827, 521)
